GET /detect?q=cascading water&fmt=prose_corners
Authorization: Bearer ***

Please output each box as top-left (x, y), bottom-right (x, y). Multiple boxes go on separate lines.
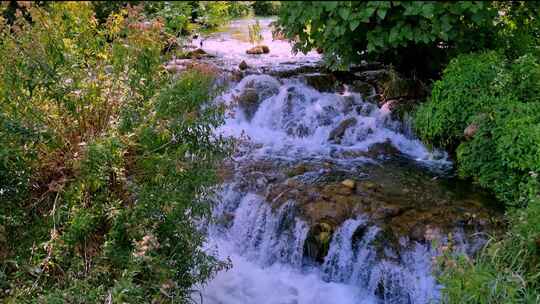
top-left (217, 75), bottom-right (449, 168)
top-left (189, 17), bottom-right (499, 304)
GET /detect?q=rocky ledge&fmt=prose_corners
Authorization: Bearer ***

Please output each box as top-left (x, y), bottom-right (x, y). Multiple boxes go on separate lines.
top-left (217, 153), bottom-right (503, 263)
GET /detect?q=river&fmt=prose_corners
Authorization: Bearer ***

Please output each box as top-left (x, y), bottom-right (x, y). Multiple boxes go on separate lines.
top-left (182, 18), bottom-right (501, 304)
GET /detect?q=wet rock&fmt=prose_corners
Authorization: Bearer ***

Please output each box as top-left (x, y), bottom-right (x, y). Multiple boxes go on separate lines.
top-left (239, 60), bottom-right (249, 70)
top-left (464, 123), bottom-right (478, 140)
top-left (287, 163), bottom-right (311, 177)
top-left (350, 80), bottom-right (376, 99)
top-left (354, 69), bottom-right (391, 84)
top-left (243, 77), bottom-right (280, 100)
top-left (267, 64), bottom-right (324, 78)
top-left (237, 88), bottom-right (259, 121)
top-left (229, 157), bottom-right (503, 266)
top-left (409, 224), bottom-right (426, 242)
top-left (328, 118), bottom-right (357, 143)
top-left (364, 141), bottom-right (402, 159)
top-left (371, 203), bottom-right (403, 220)
top-left (304, 221), bottom-right (335, 263)
top-left (349, 62), bottom-right (384, 73)
top-left (341, 179), bottom-right (356, 190)
top-left (179, 48), bottom-right (213, 59)
top-left (230, 70), bottom-right (244, 82)
top-left (304, 73), bottom-right (338, 92)
top-left (382, 75), bottom-right (428, 101)
top-left (246, 45), bottom-right (270, 54)
top-left (358, 181), bottom-right (378, 192)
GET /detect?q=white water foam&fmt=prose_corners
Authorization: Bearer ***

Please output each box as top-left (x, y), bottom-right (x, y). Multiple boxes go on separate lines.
top-left (216, 74), bottom-right (450, 169)
top-left (198, 184), bottom-right (442, 304)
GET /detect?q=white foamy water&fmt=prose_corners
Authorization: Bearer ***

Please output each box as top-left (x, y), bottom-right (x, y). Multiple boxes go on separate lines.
top-left (216, 74), bottom-right (450, 169)
top-left (198, 185), bottom-right (442, 304)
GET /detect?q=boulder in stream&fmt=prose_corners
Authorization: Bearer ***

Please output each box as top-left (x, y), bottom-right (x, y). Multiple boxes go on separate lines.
top-left (328, 117), bottom-right (357, 143)
top-left (236, 88), bottom-right (259, 121)
top-left (239, 60), bottom-right (249, 70)
top-left (246, 45), bottom-right (270, 54)
top-left (304, 73), bottom-right (339, 92)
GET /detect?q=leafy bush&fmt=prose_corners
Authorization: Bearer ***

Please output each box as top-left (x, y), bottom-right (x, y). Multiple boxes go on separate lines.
top-left (413, 51), bottom-right (509, 147)
top-left (227, 1), bottom-right (253, 18)
top-left (414, 51), bottom-right (540, 203)
top-left (146, 2), bottom-right (193, 36)
top-left (493, 1), bottom-right (540, 60)
top-left (195, 1), bottom-right (231, 29)
top-left (0, 3), bottom-right (229, 302)
top-left (252, 1), bottom-right (281, 16)
top-left (276, 1), bottom-right (498, 74)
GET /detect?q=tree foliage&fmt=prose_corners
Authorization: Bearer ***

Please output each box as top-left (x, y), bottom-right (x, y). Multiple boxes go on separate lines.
top-left (276, 1), bottom-right (540, 77)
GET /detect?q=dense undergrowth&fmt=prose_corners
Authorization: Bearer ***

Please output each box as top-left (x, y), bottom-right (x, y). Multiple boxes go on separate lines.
top-left (0, 2), bottom-right (231, 303)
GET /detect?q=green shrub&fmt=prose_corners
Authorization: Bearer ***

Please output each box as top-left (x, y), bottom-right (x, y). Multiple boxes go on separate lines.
top-left (0, 3), bottom-right (229, 303)
top-left (148, 2), bottom-right (193, 36)
top-left (227, 1), bottom-right (252, 18)
top-left (414, 51), bottom-right (540, 203)
top-left (252, 1), bottom-right (281, 16)
top-left (276, 1), bottom-right (498, 74)
top-left (414, 51), bottom-right (510, 147)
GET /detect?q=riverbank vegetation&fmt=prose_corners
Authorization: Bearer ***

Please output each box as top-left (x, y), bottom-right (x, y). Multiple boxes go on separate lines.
top-left (0, 2), bottom-right (232, 302)
top-left (277, 1), bottom-right (540, 303)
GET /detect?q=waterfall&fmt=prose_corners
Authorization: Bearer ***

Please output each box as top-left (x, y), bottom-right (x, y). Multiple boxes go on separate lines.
top-left (216, 74), bottom-right (450, 169)
top-left (191, 17), bottom-right (495, 304)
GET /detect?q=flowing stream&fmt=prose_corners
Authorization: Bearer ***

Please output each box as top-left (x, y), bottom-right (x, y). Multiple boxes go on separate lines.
top-left (184, 18), bottom-right (501, 304)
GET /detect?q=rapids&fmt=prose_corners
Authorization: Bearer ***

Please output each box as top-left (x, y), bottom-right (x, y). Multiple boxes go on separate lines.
top-left (186, 18), bottom-right (499, 304)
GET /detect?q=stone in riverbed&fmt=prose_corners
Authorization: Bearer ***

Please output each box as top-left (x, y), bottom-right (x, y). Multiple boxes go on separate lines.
top-left (328, 117), bottom-right (357, 143)
top-left (304, 221), bottom-right (335, 263)
top-left (246, 45), bottom-right (270, 54)
top-left (236, 88), bottom-right (259, 121)
top-left (464, 123), bottom-right (478, 140)
top-left (179, 48), bottom-right (213, 59)
top-left (239, 60), bottom-right (249, 70)
top-left (350, 80), bottom-right (376, 100)
top-left (304, 73), bottom-right (338, 92)
top-left (341, 179), bottom-right (356, 190)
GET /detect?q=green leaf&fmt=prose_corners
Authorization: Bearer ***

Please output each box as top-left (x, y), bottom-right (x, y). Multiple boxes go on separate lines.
top-left (377, 8), bottom-right (387, 20)
top-left (421, 4), bottom-right (435, 18)
top-left (324, 2), bottom-right (338, 11)
top-left (350, 19), bottom-right (360, 31)
top-left (338, 7), bottom-right (350, 20)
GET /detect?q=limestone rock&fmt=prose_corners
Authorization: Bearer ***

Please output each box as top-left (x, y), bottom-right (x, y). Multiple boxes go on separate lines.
top-left (350, 80), bottom-right (376, 99)
top-left (237, 88), bottom-right (259, 121)
top-left (464, 123), bottom-right (478, 140)
top-left (328, 117), bottom-right (357, 143)
top-left (246, 45), bottom-right (270, 55)
top-left (304, 73), bottom-right (338, 92)
top-left (239, 60), bottom-right (249, 70)
top-left (341, 179), bottom-right (356, 190)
